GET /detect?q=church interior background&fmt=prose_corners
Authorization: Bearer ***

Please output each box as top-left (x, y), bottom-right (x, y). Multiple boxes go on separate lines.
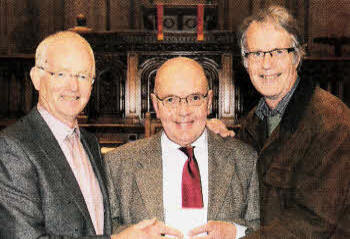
top-left (0, 0), bottom-right (349, 148)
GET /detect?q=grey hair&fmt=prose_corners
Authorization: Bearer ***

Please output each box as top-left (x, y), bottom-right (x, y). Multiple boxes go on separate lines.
top-left (237, 5), bottom-right (305, 69)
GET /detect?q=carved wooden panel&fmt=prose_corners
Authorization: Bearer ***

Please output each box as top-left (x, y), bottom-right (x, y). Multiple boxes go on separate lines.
top-left (90, 54), bottom-right (127, 121)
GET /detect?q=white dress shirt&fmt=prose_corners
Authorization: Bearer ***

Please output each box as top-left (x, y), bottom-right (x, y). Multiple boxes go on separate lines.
top-left (161, 129), bottom-right (246, 238)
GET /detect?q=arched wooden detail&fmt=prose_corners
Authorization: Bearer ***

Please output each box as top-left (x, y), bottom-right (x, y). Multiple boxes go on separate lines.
top-left (192, 56), bottom-right (219, 118)
top-left (139, 54), bottom-right (220, 119)
top-left (139, 56), bottom-right (168, 118)
top-left (89, 54), bottom-right (127, 121)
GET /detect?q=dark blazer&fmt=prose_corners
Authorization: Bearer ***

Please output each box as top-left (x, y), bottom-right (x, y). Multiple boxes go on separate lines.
top-left (0, 108), bottom-right (112, 239)
top-left (105, 130), bottom-right (260, 234)
top-left (238, 78), bottom-right (350, 239)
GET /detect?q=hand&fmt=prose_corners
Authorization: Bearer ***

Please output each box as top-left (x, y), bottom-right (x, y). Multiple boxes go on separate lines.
top-left (206, 119), bottom-right (235, 138)
top-left (113, 218), bottom-right (183, 239)
top-left (188, 220), bottom-right (236, 239)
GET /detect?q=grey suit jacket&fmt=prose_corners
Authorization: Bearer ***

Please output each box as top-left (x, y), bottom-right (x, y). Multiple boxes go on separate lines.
top-left (105, 130), bottom-right (259, 234)
top-left (0, 108), bottom-right (112, 239)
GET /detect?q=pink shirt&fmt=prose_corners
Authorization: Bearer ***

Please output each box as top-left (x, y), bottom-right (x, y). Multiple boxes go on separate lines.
top-left (37, 105), bottom-right (104, 235)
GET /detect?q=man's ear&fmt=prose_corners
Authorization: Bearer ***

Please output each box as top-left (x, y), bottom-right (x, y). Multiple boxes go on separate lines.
top-left (293, 53), bottom-right (301, 69)
top-left (207, 90), bottom-right (213, 115)
top-left (151, 93), bottom-right (160, 119)
top-left (243, 58), bottom-right (248, 69)
top-left (30, 67), bottom-right (41, 91)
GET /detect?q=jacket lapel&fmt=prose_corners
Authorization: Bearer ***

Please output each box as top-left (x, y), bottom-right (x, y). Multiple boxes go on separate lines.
top-left (134, 133), bottom-right (164, 221)
top-left (245, 113), bottom-right (267, 152)
top-left (27, 109), bottom-right (94, 231)
top-left (207, 132), bottom-right (237, 220)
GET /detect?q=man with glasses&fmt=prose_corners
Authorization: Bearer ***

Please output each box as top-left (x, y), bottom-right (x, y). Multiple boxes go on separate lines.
top-left (209, 5), bottom-right (350, 238)
top-left (0, 31), bottom-right (183, 239)
top-left (105, 57), bottom-right (260, 239)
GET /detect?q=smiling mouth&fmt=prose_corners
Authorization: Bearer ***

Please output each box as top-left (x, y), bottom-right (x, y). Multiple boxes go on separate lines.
top-left (260, 73), bottom-right (282, 79)
top-left (61, 95), bottom-right (80, 101)
top-left (175, 121), bottom-right (194, 126)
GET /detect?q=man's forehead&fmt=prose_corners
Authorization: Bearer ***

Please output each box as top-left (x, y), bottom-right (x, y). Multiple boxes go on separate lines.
top-left (246, 21), bottom-right (292, 48)
top-left (156, 58), bottom-right (205, 84)
top-left (248, 21), bottom-right (289, 38)
top-left (45, 42), bottom-right (94, 69)
top-left (155, 75), bottom-right (207, 97)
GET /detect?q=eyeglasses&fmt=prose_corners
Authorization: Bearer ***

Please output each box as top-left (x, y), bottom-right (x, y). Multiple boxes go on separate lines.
top-left (154, 92), bottom-right (208, 108)
top-left (244, 47), bottom-right (295, 62)
top-left (36, 66), bottom-right (95, 84)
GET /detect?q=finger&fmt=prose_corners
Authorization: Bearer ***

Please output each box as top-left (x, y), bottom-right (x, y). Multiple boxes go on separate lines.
top-left (206, 119), bottom-right (221, 133)
top-left (228, 130), bottom-right (235, 137)
top-left (188, 223), bottom-right (208, 236)
top-left (161, 224), bottom-right (183, 238)
top-left (224, 130), bottom-right (235, 137)
top-left (134, 217), bottom-right (157, 229)
top-left (189, 236), bottom-right (208, 239)
top-left (163, 235), bottom-right (184, 239)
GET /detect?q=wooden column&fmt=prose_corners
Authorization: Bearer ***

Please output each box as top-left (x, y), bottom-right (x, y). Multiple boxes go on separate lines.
top-left (125, 52), bottom-right (140, 122)
top-left (219, 53), bottom-right (235, 124)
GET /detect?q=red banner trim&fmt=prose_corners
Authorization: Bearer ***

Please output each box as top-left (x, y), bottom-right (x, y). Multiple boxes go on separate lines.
top-left (157, 4), bottom-right (164, 41)
top-left (197, 4), bottom-right (204, 41)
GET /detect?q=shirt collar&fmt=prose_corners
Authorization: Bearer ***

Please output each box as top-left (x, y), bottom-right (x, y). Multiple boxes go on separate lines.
top-left (255, 76), bottom-right (300, 120)
top-left (37, 105), bottom-right (80, 143)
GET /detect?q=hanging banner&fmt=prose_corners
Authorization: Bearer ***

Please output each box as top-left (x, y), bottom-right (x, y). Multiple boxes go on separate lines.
top-left (197, 4), bottom-right (204, 41)
top-left (157, 4), bottom-right (164, 40)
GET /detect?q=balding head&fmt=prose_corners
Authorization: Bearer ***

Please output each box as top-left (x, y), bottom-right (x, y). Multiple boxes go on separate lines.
top-left (35, 31), bottom-right (95, 75)
top-left (151, 57), bottom-right (212, 146)
top-left (154, 57), bottom-right (208, 95)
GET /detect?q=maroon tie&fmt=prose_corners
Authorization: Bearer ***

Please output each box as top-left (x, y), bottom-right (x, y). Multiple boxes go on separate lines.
top-left (180, 146), bottom-right (203, 208)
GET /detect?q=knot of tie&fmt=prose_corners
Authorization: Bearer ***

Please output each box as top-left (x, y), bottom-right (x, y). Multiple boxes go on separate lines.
top-left (65, 128), bottom-right (79, 144)
top-left (179, 146), bottom-right (194, 158)
top-left (180, 146), bottom-right (195, 176)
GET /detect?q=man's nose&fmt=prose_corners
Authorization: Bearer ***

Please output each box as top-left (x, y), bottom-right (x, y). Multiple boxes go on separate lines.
top-left (67, 74), bottom-right (79, 91)
top-left (262, 52), bottom-right (273, 69)
top-left (177, 99), bottom-right (192, 116)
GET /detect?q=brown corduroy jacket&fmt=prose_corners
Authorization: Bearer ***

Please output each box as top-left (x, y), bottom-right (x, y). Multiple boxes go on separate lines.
top-left (239, 78), bottom-right (350, 239)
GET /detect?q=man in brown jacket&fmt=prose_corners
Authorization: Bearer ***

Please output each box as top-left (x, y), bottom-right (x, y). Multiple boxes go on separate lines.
top-left (236, 5), bottom-right (350, 239)
top-left (209, 5), bottom-right (350, 239)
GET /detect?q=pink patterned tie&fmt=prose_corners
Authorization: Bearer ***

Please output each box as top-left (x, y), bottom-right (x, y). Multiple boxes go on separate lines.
top-left (65, 129), bottom-right (104, 235)
top-left (180, 146), bottom-right (203, 208)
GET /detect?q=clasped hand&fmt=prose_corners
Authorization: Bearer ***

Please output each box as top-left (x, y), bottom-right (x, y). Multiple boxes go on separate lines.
top-left (188, 220), bottom-right (237, 239)
top-left (115, 219), bottom-right (236, 239)
top-left (115, 218), bottom-right (183, 239)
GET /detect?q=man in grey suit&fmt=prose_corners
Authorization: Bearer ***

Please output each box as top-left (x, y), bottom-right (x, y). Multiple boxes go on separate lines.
top-left (0, 31), bottom-right (182, 239)
top-left (105, 57), bottom-right (260, 239)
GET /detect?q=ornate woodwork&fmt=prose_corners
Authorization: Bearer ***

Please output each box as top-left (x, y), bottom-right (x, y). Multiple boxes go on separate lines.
top-left (0, 53), bottom-right (349, 145)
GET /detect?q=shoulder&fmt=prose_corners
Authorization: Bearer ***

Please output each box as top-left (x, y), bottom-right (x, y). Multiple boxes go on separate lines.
top-left (307, 87), bottom-right (350, 131)
top-left (0, 112), bottom-right (37, 145)
top-left (208, 131), bottom-right (258, 164)
top-left (104, 133), bottom-right (161, 164)
top-left (238, 106), bottom-right (259, 133)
